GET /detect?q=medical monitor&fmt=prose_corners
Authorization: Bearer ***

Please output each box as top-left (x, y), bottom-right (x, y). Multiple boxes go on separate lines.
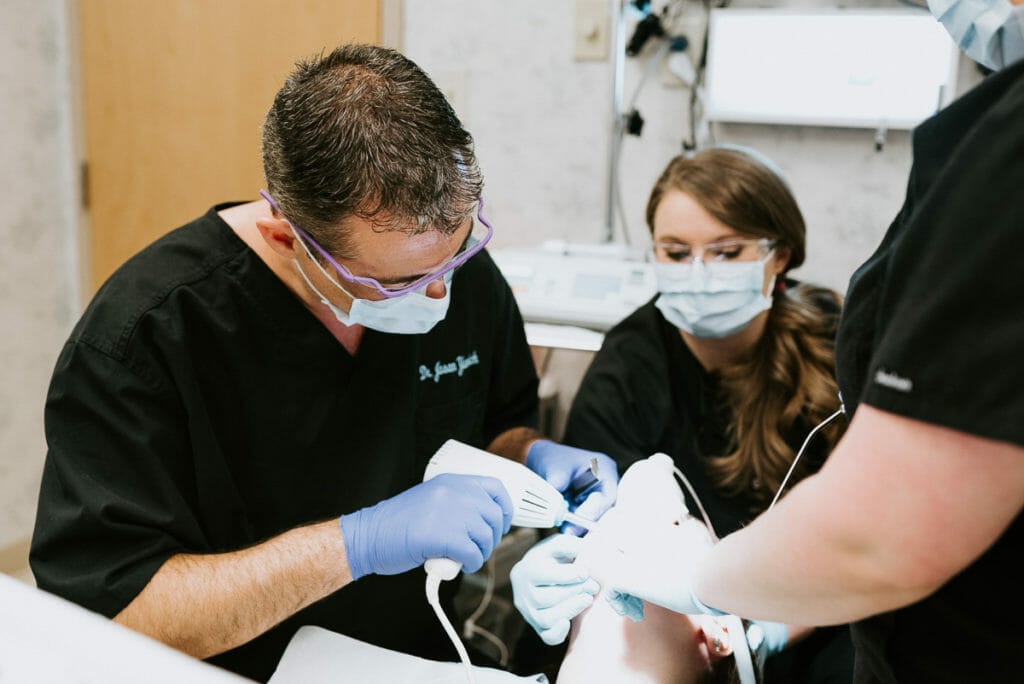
top-left (704, 9), bottom-right (960, 130)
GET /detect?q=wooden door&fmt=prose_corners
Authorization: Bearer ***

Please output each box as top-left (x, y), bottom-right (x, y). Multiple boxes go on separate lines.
top-left (78, 0), bottom-right (387, 292)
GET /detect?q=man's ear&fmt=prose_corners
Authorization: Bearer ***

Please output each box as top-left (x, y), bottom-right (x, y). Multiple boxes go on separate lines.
top-left (255, 217), bottom-right (299, 260)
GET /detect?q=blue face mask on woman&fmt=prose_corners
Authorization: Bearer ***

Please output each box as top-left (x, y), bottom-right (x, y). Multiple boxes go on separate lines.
top-left (654, 254), bottom-right (775, 339)
top-left (929, 0), bottom-right (1024, 71)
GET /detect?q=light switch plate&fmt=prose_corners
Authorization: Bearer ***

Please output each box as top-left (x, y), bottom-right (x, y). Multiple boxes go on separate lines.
top-left (575, 0), bottom-right (610, 61)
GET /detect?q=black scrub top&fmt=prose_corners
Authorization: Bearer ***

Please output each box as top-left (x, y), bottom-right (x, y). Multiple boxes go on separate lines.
top-left (836, 60), bottom-right (1024, 683)
top-left (30, 204), bottom-right (539, 682)
top-left (564, 287), bottom-right (853, 683)
top-left (565, 287), bottom-right (840, 537)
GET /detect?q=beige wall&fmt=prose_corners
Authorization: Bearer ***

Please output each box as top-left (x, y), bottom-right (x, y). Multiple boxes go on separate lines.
top-left (403, 0), bottom-right (982, 294)
top-left (0, 0), bottom-right (80, 578)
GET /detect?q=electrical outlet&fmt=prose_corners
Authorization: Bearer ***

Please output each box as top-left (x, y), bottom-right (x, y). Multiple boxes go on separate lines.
top-left (575, 0), bottom-right (610, 61)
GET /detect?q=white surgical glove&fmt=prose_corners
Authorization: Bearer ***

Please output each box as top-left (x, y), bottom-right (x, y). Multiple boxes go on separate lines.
top-left (510, 533), bottom-right (600, 645)
top-left (605, 513), bottom-right (714, 616)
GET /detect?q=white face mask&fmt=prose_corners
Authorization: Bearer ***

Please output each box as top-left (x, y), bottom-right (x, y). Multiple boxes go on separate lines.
top-left (291, 234), bottom-right (452, 335)
top-left (928, 0), bottom-right (1024, 71)
top-left (654, 255), bottom-right (775, 339)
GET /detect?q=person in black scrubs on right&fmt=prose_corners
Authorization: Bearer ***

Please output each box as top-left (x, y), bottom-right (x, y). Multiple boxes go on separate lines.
top-left (520, 2), bottom-right (1024, 683)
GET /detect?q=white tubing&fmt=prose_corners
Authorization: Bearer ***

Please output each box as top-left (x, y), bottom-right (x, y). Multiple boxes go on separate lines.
top-left (722, 614), bottom-right (757, 684)
top-left (425, 571), bottom-right (476, 684)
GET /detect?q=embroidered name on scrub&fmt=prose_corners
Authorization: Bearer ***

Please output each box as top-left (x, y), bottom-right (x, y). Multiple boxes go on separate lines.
top-left (874, 368), bottom-right (914, 393)
top-left (419, 351), bottom-right (481, 383)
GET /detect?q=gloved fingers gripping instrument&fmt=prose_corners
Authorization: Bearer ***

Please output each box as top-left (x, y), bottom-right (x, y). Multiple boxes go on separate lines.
top-left (422, 439), bottom-right (600, 580)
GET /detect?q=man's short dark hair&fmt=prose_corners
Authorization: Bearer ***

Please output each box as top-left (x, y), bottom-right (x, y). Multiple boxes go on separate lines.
top-left (262, 43), bottom-right (483, 257)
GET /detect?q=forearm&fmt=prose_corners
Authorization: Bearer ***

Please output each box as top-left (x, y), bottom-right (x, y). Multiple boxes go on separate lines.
top-left (114, 519), bottom-right (350, 659)
top-left (694, 406), bottom-right (1024, 626)
top-left (694, 470), bottom-right (936, 626)
top-left (488, 426), bottom-right (544, 464)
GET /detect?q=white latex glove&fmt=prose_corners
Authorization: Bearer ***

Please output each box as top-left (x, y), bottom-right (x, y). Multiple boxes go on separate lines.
top-left (510, 533), bottom-right (600, 645)
top-left (605, 513), bottom-right (714, 615)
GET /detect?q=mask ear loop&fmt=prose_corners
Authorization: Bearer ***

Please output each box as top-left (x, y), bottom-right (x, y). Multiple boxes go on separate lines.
top-left (290, 226), bottom-right (360, 299)
top-left (768, 399), bottom-right (847, 511)
top-left (292, 258), bottom-right (332, 305)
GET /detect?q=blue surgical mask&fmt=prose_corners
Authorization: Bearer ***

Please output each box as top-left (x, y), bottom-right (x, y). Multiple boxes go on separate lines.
top-left (291, 233), bottom-right (452, 335)
top-left (928, 0), bottom-right (1024, 71)
top-left (654, 256), bottom-right (775, 339)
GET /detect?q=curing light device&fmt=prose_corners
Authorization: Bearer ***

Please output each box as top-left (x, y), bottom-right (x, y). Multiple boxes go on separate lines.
top-left (422, 439), bottom-right (599, 684)
top-left (422, 439), bottom-right (597, 580)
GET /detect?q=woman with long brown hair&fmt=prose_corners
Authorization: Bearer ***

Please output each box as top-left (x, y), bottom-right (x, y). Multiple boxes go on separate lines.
top-left (511, 146), bottom-right (852, 682)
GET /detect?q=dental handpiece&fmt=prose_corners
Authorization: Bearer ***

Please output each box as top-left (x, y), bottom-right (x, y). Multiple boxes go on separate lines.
top-left (422, 441), bottom-right (600, 684)
top-left (424, 508), bottom-right (596, 584)
top-left (422, 440), bottom-right (600, 577)
top-left (562, 510), bottom-right (598, 531)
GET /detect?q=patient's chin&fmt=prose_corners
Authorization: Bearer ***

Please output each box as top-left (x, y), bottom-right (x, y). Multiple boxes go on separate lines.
top-left (560, 595), bottom-right (715, 683)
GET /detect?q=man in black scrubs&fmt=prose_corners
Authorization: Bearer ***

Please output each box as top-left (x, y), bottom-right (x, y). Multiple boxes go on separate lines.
top-left (535, 3), bottom-right (1024, 683)
top-left (30, 44), bottom-right (616, 682)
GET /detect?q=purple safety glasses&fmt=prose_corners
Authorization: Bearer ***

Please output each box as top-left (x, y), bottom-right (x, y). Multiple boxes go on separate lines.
top-left (259, 189), bottom-right (493, 298)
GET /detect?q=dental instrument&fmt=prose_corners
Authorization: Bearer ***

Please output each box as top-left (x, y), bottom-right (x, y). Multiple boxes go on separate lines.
top-left (424, 439), bottom-right (598, 551)
top-left (422, 439), bottom-right (601, 683)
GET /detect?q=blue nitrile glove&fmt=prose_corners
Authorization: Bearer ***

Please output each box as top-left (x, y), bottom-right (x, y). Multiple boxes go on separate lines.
top-left (747, 620), bottom-right (788, 676)
top-left (339, 473), bottom-right (514, 580)
top-left (525, 440), bottom-right (619, 533)
top-left (510, 533), bottom-right (600, 645)
top-left (606, 589), bottom-right (646, 622)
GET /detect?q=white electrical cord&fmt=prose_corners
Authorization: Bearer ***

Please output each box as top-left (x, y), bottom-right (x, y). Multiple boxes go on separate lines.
top-left (613, 37), bottom-right (675, 246)
top-left (426, 572), bottom-right (476, 684)
top-left (671, 465), bottom-right (719, 542)
top-left (462, 558), bottom-right (510, 666)
top-left (769, 405), bottom-right (846, 510)
top-left (722, 614), bottom-right (758, 684)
